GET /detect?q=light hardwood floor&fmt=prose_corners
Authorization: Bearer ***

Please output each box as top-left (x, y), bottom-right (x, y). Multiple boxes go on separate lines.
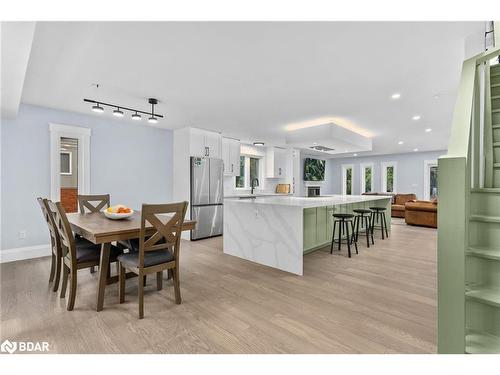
top-left (0, 220), bottom-right (437, 353)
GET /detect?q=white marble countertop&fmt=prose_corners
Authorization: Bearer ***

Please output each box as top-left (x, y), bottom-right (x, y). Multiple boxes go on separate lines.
top-left (224, 194), bottom-right (392, 208)
top-left (224, 192), bottom-right (291, 198)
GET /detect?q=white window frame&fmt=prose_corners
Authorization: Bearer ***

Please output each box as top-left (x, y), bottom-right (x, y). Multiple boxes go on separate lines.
top-left (60, 151), bottom-right (72, 175)
top-left (50, 123), bottom-right (91, 201)
top-left (360, 163), bottom-right (374, 194)
top-left (381, 161), bottom-right (397, 193)
top-left (423, 159), bottom-right (438, 200)
top-left (235, 155), bottom-right (262, 190)
top-left (341, 164), bottom-right (354, 195)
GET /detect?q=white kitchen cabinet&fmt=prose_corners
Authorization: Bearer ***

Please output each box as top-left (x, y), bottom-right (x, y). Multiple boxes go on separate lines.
top-left (189, 128), bottom-right (222, 158)
top-left (266, 147), bottom-right (287, 178)
top-left (222, 137), bottom-right (241, 176)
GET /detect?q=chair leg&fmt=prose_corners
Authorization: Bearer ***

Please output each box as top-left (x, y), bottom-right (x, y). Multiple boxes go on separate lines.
top-left (118, 263), bottom-right (125, 304)
top-left (52, 254), bottom-right (62, 292)
top-left (364, 216), bottom-right (370, 248)
top-left (380, 212), bottom-right (385, 239)
top-left (49, 254), bottom-right (56, 283)
top-left (143, 275), bottom-right (147, 286)
top-left (60, 264), bottom-right (69, 298)
top-left (156, 271), bottom-right (163, 291)
top-left (167, 269), bottom-right (173, 280)
top-left (337, 219), bottom-right (342, 251)
top-left (351, 220), bottom-right (358, 254)
top-left (138, 273), bottom-right (145, 319)
top-left (383, 212), bottom-right (389, 238)
top-left (90, 266), bottom-right (95, 274)
top-left (345, 221), bottom-right (352, 258)
top-left (67, 268), bottom-right (77, 311)
top-left (330, 219), bottom-right (337, 254)
top-left (172, 267), bottom-right (182, 304)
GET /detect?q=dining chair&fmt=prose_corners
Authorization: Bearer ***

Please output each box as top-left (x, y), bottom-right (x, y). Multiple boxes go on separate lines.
top-left (47, 200), bottom-right (122, 310)
top-left (37, 197), bottom-right (62, 292)
top-left (78, 194), bottom-right (110, 213)
top-left (118, 201), bottom-right (188, 319)
top-left (78, 194), bottom-right (111, 274)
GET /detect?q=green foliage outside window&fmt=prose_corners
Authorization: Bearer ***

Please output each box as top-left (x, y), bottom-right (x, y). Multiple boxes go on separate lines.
top-left (235, 156), bottom-right (245, 188)
top-left (386, 166), bottom-right (394, 192)
top-left (346, 168), bottom-right (352, 195)
top-left (365, 167), bottom-right (372, 193)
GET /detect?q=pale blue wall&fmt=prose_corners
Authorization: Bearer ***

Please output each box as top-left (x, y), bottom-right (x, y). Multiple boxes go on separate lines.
top-left (325, 150), bottom-right (446, 199)
top-left (1, 104), bottom-right (173, 250)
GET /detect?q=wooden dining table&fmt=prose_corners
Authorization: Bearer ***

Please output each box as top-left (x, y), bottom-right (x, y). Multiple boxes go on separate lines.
top-left (67, 211), bottom-right (196, 311)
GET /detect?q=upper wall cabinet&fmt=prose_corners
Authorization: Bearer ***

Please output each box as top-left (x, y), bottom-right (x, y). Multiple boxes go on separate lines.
top-left (266, 147), bottom-right (287, 178)
top-left (222, 137), bottom-right (241, 176)
top-left (189, 128), bottom-right (222, 158)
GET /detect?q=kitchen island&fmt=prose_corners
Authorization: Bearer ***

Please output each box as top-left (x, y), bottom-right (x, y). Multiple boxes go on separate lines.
top-left (223, 195), bottom-right (392, 275)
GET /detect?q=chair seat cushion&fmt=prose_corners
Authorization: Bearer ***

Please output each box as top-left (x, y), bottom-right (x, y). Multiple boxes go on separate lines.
top-left (353, 209), bottom-right (372, 214)
top-left (333, 213), bottom-right (354, 219)
top-left (73, 237), bottom-right (123, 263)
top-left (117, 250), bottom-right (174, 268)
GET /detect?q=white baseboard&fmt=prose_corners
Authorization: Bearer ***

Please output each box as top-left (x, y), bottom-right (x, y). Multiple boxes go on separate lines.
top-left (0, 244), bottom-right (51, 263)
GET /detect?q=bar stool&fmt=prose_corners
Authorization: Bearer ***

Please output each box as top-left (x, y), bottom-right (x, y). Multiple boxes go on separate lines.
top-left (369, 207), bottom-right (389, 239)
top-left (353, 209), bottom-right (374, 247)
top-left (330, 213), bottom-right (358, 258)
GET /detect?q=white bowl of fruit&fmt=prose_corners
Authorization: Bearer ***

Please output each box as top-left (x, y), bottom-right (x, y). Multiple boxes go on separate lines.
top-left (104, 205), bottom-right (134, 220)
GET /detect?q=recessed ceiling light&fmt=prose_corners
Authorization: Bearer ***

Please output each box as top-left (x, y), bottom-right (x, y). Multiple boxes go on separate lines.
top-left (425, 128), bottom-right (432, 132)
top-left (353, 153), bottom-right (358, 156)
top-left (131, 112), bottom-right (141, 121)
top-left (391, 93), bottom-right (401, 100)
top-left (253, 142), bottom-right (265, 146)
top-left (91, 103), bottom-right (104, 113)
top-left (413, 148), bottom-right (419, 152)
top-left (412, 115), bottom-right (421, 121)
top-left (433, 94), bottom-right (440, 99)
top-left (398, 141), bottom-right (404, 145)
top-left (113, 108), bottom-right (124, 117)
top-left (313, 142), bottom-right (318, 145)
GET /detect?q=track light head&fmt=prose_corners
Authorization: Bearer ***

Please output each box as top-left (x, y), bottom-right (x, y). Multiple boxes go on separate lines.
top-left (113, 108), bottom-right (124, 117)
top-left (131, 112), bottom-right (141, 120)
top-left (148, 116), bottom-right (158, 124)
top-left (91, 103), bottom-right (104, 113)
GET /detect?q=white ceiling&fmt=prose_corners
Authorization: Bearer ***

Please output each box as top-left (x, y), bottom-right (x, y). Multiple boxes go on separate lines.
top-left (21, 21), bottom-right (484, 157)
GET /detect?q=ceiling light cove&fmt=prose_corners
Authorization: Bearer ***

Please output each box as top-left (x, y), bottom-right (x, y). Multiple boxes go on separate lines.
top-left (284, 116), bottom-right (374, 138)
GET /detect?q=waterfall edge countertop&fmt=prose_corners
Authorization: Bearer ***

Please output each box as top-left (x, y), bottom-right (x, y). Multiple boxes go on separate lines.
top-left (224, 194), bottom-right (391, 208)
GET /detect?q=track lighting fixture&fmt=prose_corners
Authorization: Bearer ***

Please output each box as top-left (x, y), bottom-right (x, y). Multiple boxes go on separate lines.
top-left (83, 97), bottom-right (163, 123)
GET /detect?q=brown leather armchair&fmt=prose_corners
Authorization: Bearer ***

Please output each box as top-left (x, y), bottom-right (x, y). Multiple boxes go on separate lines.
top-left (391, 193), bottom-right (417, 218)
top-left (405, 200), bottom-right (437, 228)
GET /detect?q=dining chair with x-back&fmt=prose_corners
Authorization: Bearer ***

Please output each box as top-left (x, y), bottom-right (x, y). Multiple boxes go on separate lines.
top-left (47, 200), bottom-right (123, 310)
top-left (118, 201), bottom-right (188, 319)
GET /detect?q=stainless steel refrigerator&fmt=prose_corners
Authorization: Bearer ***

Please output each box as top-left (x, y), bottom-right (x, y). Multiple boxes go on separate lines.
top-left (190, 157), bottom-right (223, 240)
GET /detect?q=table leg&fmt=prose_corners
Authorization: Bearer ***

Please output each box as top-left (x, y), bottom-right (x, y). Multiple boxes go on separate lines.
top-left (96, 242), bottom-right (111, 312)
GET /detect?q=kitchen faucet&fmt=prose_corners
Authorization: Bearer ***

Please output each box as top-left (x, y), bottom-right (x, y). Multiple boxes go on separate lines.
top-left (251, 178), bottom-right (259, 195)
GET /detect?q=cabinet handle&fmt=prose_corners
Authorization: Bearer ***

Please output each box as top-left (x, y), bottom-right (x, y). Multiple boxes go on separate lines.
top-left (231, 164), bottom-right (234, 172)
top-left (279, 168), bottom-right (281, 175)
top-left (205, 146), bottom-right (209, 157)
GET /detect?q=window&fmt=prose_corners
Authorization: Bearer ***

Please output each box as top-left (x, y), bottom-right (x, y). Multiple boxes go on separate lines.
top-left (60, 151), bottom-right (72, 175)
top-left (342, 164), bottom-right (353, 195)
top-left (360, 163), bottom-right (373, 193)
top-left (381, 162), bottom-right (397, 193)
top-left (235, 156), bottom-right (245, 188)
top-left (235, 156), bottom-right (261, 189)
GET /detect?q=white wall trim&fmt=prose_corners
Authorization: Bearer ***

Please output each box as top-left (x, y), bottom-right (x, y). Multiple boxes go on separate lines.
top-left (0, 244), bottom-right (51, 263)
top-left (49, 123), bottom-right (91, 201)
top-left (359, 162), bottom-right (374, 194)
top-left (423, 159), bottom-right (438, 200)
top-left (381, 161), bottom-right (397, 193)
top-left (341, 164), bottom-right (354, 195)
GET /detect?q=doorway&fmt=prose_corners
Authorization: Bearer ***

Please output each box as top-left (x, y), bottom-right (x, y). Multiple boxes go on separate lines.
top-left (424, 160), bottom-right (438, 200)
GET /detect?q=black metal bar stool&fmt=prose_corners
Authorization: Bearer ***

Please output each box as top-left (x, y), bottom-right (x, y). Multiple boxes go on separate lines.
top-left (353, 209), bottom-right (374, 247)
top-left (369, 207), bottom-right (389, 239)
top-left (330, 213), bottom-right (358, 258)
